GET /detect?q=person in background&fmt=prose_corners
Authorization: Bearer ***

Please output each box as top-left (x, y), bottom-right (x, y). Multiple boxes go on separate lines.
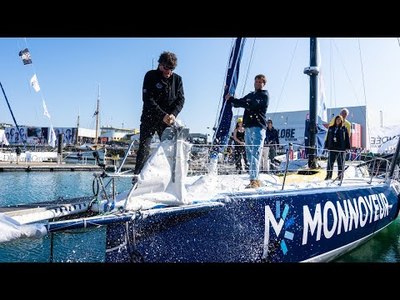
top-left (329, 108), bottom-right (351, 138)
top-left (134, 51), bottom-right (185, 178)
top-left (232, 117), bottom-right (248, 173)
top-left (262, 119), bottom-right (279, 171)
top-left (225, 74), bottom-right (269, 188)
top-left (324, 115), bottom-right (350, 180)
top-left (15, 146), bottom-right (21, 164)
top-left (77, 150), bottom-right (83, 161)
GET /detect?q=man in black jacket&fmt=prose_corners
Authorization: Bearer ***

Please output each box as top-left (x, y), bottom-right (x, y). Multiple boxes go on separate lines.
top-left (264, 120), bottom-right (280, 161)
top-left (134, 51), bottom-right (185, 175)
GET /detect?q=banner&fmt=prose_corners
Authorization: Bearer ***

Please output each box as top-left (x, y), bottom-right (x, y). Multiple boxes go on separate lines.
top-left (30, 74), bottom-right (41, 92)
top-left (19, 48), bottom-right (32, 65)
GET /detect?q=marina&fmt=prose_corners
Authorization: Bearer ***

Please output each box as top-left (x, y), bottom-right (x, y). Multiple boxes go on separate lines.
top-left (1, 37), bottom-right (400, 263)
top-left (0, 161), bottom-right (102, 172)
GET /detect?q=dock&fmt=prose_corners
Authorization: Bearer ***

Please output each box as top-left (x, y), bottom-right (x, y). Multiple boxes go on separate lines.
top-left (0, 161), bottom-right (102, 172)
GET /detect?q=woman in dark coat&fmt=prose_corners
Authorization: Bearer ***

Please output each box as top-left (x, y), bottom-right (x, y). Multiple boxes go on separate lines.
top-left (324, 115), bottom-right (351, 180)
top-left (232, 118), bottom-right (248, 173)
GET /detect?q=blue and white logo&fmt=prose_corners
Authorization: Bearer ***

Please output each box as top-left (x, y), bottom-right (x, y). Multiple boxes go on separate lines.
top-left (262, 201), bottom-right (295, 260)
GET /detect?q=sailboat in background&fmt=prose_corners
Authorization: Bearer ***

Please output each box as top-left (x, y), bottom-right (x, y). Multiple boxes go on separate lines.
top-left (0, 38), bottom-right (399, 263)
top-left (64, 84), bottom-right (105, 164)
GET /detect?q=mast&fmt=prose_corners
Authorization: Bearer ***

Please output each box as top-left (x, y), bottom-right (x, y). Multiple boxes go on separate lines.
top-left (212, 38), bottom-right (246, 146)
top-left (303, 37), bottom-right (319, 169)
top-left (209, 38), bottom-right (246, 165)
top-left (0, 81), bottom-right (25, 144)
top-left (76, 113), bottom-right (80, 145)
top-left (94, 84), bottom-right (100, 149)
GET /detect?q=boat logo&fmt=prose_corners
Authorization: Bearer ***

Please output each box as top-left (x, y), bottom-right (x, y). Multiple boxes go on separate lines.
top-left (262, 201), bottom-right (295, 259)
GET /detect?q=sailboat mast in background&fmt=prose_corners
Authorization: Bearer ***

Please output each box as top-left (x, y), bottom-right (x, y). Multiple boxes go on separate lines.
top-left (0, 82), bottom-right (24, 144)
top-left (76, 113), bottom-right (80, 145)
top-left (94, 84), bottom-right (100, 148)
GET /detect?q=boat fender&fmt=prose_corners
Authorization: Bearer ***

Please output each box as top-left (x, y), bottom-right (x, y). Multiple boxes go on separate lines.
top-left (92, 177), bottom-right (99, 196)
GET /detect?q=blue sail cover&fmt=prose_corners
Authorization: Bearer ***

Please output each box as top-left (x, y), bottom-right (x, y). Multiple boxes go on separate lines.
top-left (210, 38), bottom-right (246, 158)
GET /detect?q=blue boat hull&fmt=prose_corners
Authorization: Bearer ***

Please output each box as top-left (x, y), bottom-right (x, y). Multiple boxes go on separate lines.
top-left (105, 183), bottom-right (400, 262)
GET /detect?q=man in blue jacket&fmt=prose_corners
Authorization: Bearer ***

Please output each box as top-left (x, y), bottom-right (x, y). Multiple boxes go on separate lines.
top-left (225, 74), bottom-right (269, 188)
top-left (134, 51), bottom-right (185, 176)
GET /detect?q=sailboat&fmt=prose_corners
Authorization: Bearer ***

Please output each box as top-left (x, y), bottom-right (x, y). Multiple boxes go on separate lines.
top-left (64, 84), bottom-right (105, 165)
top-left (1, 38), bottom-right (399, 263)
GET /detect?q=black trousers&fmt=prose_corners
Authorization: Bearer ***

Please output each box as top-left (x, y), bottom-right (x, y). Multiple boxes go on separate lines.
top-left (268, 145), bottom-right (276, 161)
top-left (134, 122), bottom-right (167, 175)
top-left (326, 151), bottom-right (345, 179)
top-left (234, 145), bottom-right (247, 170)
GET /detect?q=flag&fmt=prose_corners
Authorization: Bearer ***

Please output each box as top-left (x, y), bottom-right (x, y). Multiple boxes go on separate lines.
top-left (318, 73), bottom-right (328, 122)
top-left (316, 40), bottom-right (328, 123)
top-left (42, 99), bottom-right (51, 119)
top-left (30, 74), bottom-right (40, 92)
top-left (19, 48), bottom-right (32, 65)
top-left (49, 125), bottom-right (56, 148)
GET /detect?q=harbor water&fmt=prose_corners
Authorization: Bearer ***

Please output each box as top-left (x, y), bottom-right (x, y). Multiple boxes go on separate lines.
top-left (0, 172), bottom-right (399, 262)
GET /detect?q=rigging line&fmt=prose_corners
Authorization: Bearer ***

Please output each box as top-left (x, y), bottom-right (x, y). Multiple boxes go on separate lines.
top-left (329, 39), bottom-right (337, 110)
top-left (271, 38), bottom-right (299, 121)
top-left (239, 38), bottom-right (256, 95)
top-left (357, 39), bottom-right (368, 107)
top-left (213, 38), bottom-right (235, 130)
top-left (332, 39), bottom-right (362, 105)
top-left (234, 38), bottom-right (256, 118)
top-left (357, 38), bottom-right (371, 140)
top-left (23, 38), bottom-right (54, 126)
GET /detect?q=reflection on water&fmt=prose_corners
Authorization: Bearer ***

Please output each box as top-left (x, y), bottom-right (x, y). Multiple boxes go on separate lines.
top-left (0, 172), bottom-right (131, 262)
top-left (0, 172), bottom-right (132, 206)
top-left (1, 172), bottom-right (95, 206)
top-left (0, 234), bottom-right (51, 262)
top-left (335, 218), bottom-right (400, 262)
top-left (0, 227), bottom-right (106, 262)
